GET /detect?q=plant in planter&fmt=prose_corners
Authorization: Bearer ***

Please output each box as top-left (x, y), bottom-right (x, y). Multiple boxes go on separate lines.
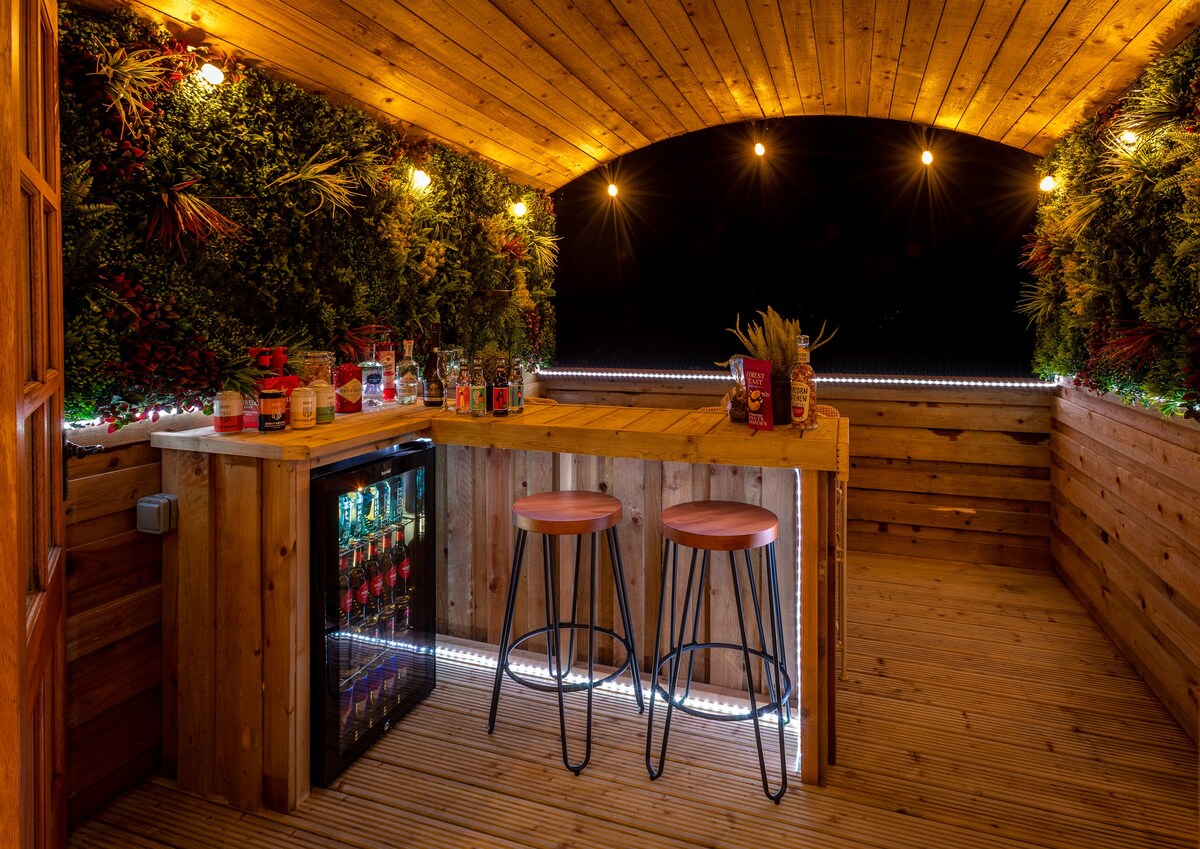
top-left (719, 306), bottom-right (835, 424)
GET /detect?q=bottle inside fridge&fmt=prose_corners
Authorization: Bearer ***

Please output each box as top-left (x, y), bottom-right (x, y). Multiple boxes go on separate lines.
top-left (311, 440), bottom-right (436, 786)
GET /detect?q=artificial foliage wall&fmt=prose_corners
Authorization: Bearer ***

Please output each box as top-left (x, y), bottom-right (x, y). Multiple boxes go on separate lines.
top-left (1024, 35), bottom-right (1200, 419)
top-left (59, 4), bottom-right (556, 426)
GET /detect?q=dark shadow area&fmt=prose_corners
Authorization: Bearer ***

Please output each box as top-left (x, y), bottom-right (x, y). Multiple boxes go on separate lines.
top-left (551, 117), bottom-right (1040, 376)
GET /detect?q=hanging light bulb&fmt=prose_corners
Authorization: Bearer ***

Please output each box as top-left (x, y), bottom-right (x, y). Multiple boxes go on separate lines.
top-left (411, 169), bottom-right (431, 192)
top-left (754, 142), bottom-right (765, 157)
top-left (607, 183), bottom-right (618, 198)
top-left (198, 63), bottom-right (225, 85)
top-left (1039, 175), bottom-right (1057, 192)
top-left (511, 200), bottom-right (527, 217)
top-left (1120, 130), bottom-right (1138, 146)
top-left (921, 150), bottom-right (933, 166)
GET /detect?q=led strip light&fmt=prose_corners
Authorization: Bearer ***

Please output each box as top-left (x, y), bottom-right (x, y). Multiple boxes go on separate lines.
top-left (536, 367), bottom-right (1053, 390)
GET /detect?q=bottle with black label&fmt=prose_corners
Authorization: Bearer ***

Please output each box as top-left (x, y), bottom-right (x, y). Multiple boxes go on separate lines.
top-left (423, 325), bottom-right (444, 407)
top-left (491, 358), bottom-right (510, 417)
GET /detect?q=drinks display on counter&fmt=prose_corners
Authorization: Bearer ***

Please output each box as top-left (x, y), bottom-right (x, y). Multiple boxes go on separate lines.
top-left (789, 334), bottom-right (818, 430)
top-left (360, 345), bottom-right (385, 411)
top-left (313, 442), bottom-right (435, 785)
top-left (397, 340), bottom-right (419, 406)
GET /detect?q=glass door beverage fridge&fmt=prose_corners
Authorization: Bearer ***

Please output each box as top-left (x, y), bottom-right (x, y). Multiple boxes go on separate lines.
top-left (310, 440), bottom-right (436, 786)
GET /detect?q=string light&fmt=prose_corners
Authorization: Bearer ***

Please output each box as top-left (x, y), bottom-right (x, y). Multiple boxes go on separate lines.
top-left (607, 183), bottom-right (618, 198)
top-left (511, 200), bottom-right (527, 218)
top-left (534, 367), bottom-right (1053, 390)
top-left (410, 169), bottom-right (431, 192)
top-left (1120, 130), bottom-right (1138, 145)
top-left (1039, 175), bottom-right (1057, 192)
top-left (198, 63), bottom-right (225, 85)
top-left (754, 142), bottom-right (765, 157)
top-left (921, 149), bottom-right (933, 166)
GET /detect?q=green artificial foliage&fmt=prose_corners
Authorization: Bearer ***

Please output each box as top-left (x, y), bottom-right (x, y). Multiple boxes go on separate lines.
top-left (59, 3), bottom-right (557, 428)
top-left (1024, 33), bottom-right (1200, 419)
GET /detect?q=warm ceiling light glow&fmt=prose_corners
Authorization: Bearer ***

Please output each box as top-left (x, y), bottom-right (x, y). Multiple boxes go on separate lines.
top-left (511, 200), bottom-right (527, 217)
top-left (1039, 175), bottom-right (1057, 192)
top-left (607, 183), bottom-right (618, 197)
top-left (1120, 130), bottom-right (1138, 145)
top-left (921, 150), bottom-right (933, 166)
top-left (411, 169), bottom-right (431, 192)
top-left (198, 63), bottom-right (225, 85)
top-left (754, 142), bottom-right (765, 157)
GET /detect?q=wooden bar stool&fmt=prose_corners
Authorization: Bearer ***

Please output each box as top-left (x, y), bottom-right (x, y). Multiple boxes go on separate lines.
top-left (646, 500), bottom-right (791, 802)
top-left (487, 490), bottom-right (643, 774)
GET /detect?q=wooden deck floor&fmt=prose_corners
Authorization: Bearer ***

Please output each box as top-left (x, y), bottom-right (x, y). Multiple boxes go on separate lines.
top-left (69, 552), bottom-right (1197, 849)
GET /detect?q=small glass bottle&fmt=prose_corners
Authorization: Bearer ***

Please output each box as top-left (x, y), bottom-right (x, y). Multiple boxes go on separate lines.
top-left (469, 358), bottom-right (487, 417)
top-left (423, 348), bottom-right (444, 407)
top-left (508, 358), bottom-right (524, 415)
top-left (491, 359), bottom-right (510, 417)
top-left (377, 341), bottom-right (396, 402)
top-left (455, 360), bottom-right (471, 415)
top-left (790, 335), bottom-right (818, 430)
top-left (397, 340), bottom-right (419, 405)
top-left (441, 348), bottom-right (459, 412)
top-left (360, 345), bottom-right (385, 411)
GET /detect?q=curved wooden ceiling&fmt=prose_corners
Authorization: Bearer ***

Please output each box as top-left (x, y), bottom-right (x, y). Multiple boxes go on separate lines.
top-left (111, 0), bottom-right (1200, 189)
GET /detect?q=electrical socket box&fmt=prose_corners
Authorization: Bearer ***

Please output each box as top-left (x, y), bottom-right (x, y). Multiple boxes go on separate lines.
top-left (136, 493), bottom-right (178, 535)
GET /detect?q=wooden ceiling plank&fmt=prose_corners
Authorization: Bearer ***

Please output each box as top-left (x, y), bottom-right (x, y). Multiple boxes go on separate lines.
top-left (910, 0), bottom-right (986, 126)
top-left (250, 0), bottom-right (604, 174)
top-left (780, 0), bottom-right (826, 114)
top-left (809, 0), bottom-right (848, 114)
top-left (741, 0), bottom-right (806, 113)
top-left (930, 0), bottom-right (1025, 132)
top-left (956, 0), bottom-right (1076, 135)
top-left (888, 0), bottom-right (948, 123)
top-left (979, 0), bottom-right (1126, 141)
top-left (1001, 0), bottom-right (1175, 148)
top-left (682, 0), bottom-right (767, 119)
top-left (123, 0), bottom-right (575, 186)
top-left (354, 0), bottom-right (632, 164)
top-left (570, 0), bottom-right (710, 132)
top-left (866, 0), bottom-right (910, 119)
top-left (499, 0), bottom-right (689, 138)
top-left (631, 0), bottom-right (746, 121)
top-left (419, 0), bottom-right (654, 153)
top-left (1027, 2), bottom-right (1200, 152)
top-left (843, 0), bottom-right (877, 117)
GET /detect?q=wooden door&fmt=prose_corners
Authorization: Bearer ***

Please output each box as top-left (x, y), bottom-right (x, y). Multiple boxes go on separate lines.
top-left (2, 0), bottom-right (67, 841)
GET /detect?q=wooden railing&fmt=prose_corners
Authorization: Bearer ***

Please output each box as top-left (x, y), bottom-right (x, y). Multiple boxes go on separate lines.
top-left (539, 371), bottom-right (1055, 569)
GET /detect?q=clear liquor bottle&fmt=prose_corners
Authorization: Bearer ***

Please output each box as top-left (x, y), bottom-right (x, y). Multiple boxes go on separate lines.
top-left (397, 340), bottom-right (419, 405)
top-left (359, 345), bottom-right (384, 410)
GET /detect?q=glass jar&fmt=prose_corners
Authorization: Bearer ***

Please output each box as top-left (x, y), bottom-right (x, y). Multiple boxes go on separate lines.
top-left (293, 350), bottom-right (334, 386)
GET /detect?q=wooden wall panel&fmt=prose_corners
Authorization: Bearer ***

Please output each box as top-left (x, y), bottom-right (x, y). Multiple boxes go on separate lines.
top-left (64, 443), bottom-right (164, 823)
top-left (540, 375), bottom-right (1054, 569)
top-left (435, 446), bottom-right (799, 697)
top-left (1050, 386), bottom-right (1200, 743)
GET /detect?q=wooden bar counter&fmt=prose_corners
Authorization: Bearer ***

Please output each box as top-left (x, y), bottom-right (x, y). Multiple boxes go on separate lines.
top-left (152, 402), bottom-right (849, 812)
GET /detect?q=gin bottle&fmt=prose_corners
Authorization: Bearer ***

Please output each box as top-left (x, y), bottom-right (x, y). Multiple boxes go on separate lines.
top-left (397, 340), bottom-right (419, 405)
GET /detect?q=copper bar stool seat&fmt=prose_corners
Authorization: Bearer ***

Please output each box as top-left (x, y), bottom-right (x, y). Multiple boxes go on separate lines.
top-left (487, 490), bottom-right (643, 774)
top-left (646, 500), bottom-right (791, 802)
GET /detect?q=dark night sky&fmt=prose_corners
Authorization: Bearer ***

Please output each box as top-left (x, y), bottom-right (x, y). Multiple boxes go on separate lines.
top-left (550, 117), bottom-right (1041, 376)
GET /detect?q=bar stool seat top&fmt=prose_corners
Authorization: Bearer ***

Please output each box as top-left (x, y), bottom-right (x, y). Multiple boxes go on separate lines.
top-left (660, 500), bottom-right (779, 551)
top-left (512, 490), bottom-right (623, 535)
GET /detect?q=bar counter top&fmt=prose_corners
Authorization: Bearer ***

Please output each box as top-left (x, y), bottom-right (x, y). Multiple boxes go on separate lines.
top-left (152, 401), bottom-right (849, 477)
